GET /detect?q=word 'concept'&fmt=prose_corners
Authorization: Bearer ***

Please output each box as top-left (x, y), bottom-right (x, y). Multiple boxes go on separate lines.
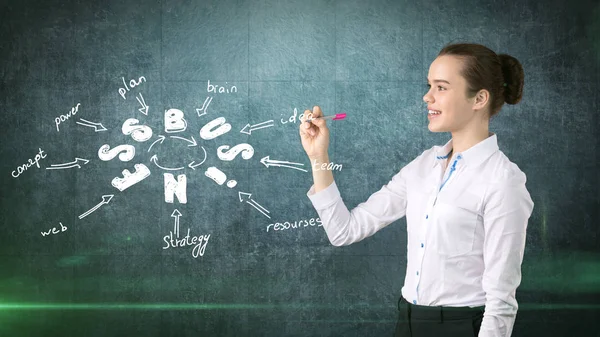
top-left (41, 222), bottom-right (67, 236)
top-left (55, 103), bottom-right (81, 132)
top-left (312, 159), bottom-right (343, 171)
top-left (207, 80), bottom-right (237, 94)
top-left (266, 218), bottom-right (322, 232)
top-left (163, 230), bottom-right (210, 258)
top-left (12, 148), bottom-right (47, 178)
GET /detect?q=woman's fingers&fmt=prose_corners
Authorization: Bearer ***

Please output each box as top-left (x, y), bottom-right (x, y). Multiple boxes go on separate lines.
top-left (300, 106), bottom-right (328, 138)
top-left (310, 106), bottom-right (327, 128)
top-left (312, 106), bottom-right (323, 118)
top-left (299, 111), bottom-right (314, 137)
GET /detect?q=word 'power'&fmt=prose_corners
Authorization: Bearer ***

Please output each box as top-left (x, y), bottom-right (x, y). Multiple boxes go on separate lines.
top-left (55, 103), bottom-right (81, 132)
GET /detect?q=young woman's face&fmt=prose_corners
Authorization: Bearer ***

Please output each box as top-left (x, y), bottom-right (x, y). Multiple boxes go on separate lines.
top-left (423, 55), bottom-right (477, 133)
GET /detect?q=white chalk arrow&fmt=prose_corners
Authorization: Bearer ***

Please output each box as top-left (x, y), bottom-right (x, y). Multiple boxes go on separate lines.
top-left (240, 120), bottom-right (274, 135)
top-left (147, 135), bottom-right (166, 152)
top-left (76, 118), bottom-right (107, 132)
top-left (46, 157), bottom-right (90, 170)
top-left (79, 194), bottom-right (114, 219)
top-left (170, 135), bottom-right (197, 147)
top-left (188, 146), bottom-right (207, 170)
top-left (171, 209), bottom-right (182, 238)
top-left (136, 92), bottom-right (149, 115)
top-left (196, 96), bottom-right (213, 117)
top-left (150, 155), bottom-right (184, 171)
top-left (238, 192), bottom-right (271, 219)
top-left (260, 156), bottom-right (307, 172)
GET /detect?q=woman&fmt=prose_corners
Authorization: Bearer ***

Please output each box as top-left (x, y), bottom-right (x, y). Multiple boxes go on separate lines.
top-left (299, 42), bottom-right (535, 337)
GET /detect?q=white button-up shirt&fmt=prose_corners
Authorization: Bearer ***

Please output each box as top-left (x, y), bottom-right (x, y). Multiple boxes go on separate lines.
top-left (307, 132), bottom-right (534, 337)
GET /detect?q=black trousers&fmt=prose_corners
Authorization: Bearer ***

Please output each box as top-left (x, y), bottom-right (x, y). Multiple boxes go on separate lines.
top-left (394, 296), bottom-right (485, 337)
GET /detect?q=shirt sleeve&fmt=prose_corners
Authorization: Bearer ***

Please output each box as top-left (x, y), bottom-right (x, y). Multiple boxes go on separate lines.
top-left (306, 164), bottom-right (410, 247)
top-left (479, 172), bottom-right (534, 337)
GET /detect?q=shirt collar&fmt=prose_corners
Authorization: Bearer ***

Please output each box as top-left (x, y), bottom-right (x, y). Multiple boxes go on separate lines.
top-left (433, 131), bottom-right (499, 168)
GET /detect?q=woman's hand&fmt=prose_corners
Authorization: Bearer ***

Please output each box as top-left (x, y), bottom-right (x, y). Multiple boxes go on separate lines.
top-left (299, 106), bottom-right (330, 160)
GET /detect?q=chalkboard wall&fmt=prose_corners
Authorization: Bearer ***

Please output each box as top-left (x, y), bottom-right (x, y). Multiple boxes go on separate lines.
top-left (1, 0), bottom-right (598, 336)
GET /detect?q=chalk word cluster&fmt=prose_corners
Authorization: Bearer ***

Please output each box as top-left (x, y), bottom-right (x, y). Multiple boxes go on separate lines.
top-left (100, 112), bottom-right (254, 203)
top-left (280, 108), bottom-right (305, 125)
top-left (312, 159), bottom-right (343, 171)
top-left (266, 217), bottom-right (322, 232)
top-left (41, 222), bottom-right (67, 236)
top-left (119, 76), bottom-right (146, 100)
top-left (163, 229), bottom-right (210, 258)
top-left (12, 148), bottom-right (47, 178)
top-left (207, 80), bottom-right (237, 94)
top-left (55, 103), bottom-right (81, 132)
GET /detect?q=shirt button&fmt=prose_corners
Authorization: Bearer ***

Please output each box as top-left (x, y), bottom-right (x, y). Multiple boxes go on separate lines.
top-left (421, 243), bottom-right (424, 248)
top-left (413, 300), bottom-right (417, 304)
top-left (416, 271), bottom-right (419, 276)
top-left (425, 215), bottom-right (428, 219)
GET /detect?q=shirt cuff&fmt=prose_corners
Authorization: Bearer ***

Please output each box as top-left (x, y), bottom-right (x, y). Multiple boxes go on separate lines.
top-left (306, 180), bottom-right (342, 210)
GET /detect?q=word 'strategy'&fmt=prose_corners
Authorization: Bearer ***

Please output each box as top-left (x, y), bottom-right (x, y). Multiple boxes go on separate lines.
top-left (266, 217), bottom-right (322, 232)
top-left (12, 148), bottom-right (47, 178)
top-left (55, 103), bottom-right (81, 132)
top-left (163, 229), bottom-right (210, 258)
top-left (164, 209), bottom-right (209, 259)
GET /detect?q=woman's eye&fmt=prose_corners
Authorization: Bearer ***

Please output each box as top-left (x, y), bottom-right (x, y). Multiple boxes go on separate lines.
top-left (425, 84), bottom-right (445, 91)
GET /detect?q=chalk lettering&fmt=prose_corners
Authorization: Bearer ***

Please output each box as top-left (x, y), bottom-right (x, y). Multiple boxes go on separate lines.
top-left (266, 217), bottom-right (322, 232)
top-left (206, 80), bottom-right (237, 94)
top-left (98, 144), bottom-right (135, 162)
top-left (217, 143), bottom-right (254, 161)
top-left (280, 108), bottom-right (305, 125)
top-left (122, 118), bottom-right (153, 142)
top-left (312, 159), bottom-right (343, 171)
top-left (118, 76), bottom-right (147, 100)
top-left (164, 108), bottom-right (187, 133)
top-left (55, 103), bottom-right (81, 132)
top-left (199, 117), bottom-right (231, 140)
top-left (12, 148), bottom-right (47, 178)
top-left (41, 222), bottom-right (68, 236)
top-left (111, 164), bottom-right (151, 191)
top-left (164, 173), bottom-right (187, 204)
top-left (162, 229), bottom-right (210, 258)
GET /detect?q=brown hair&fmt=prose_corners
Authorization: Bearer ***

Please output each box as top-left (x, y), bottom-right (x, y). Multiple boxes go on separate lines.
top-left (437, 42), bottom-right (524, 119)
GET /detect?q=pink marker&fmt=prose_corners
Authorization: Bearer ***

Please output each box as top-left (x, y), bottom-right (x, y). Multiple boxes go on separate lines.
top-left (306, 112), bottom-right (347, 122)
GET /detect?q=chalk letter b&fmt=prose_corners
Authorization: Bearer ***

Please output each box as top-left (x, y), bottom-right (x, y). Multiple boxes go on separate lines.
top-left (164, 109), bottom-right (187, 133)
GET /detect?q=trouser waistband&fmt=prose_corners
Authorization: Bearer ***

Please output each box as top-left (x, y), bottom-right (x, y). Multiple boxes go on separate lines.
top-left (398, 296), bottom-right (485, 321)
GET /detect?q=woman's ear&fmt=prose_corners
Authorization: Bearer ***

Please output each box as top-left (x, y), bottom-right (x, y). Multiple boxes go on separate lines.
top-left (473, 89), bottom-right (490, 110)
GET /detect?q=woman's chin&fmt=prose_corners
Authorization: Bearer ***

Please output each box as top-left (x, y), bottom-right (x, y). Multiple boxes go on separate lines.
top-left (427, 123), bottom-right (445, 132)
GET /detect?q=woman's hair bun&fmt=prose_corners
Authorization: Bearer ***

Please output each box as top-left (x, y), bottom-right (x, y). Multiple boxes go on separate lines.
top-left (498, 54), bottom-right (524, 105)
